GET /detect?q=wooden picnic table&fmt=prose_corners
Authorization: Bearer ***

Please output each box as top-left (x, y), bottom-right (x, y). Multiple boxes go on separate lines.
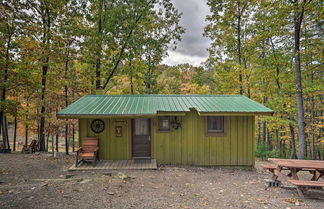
top-left (264, 158), bottom-right (324, 198)
top-left (268, 158), bottom-right (324, 181)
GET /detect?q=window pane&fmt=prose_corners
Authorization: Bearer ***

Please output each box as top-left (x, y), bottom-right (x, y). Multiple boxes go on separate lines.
top-left (135, 119), bottom-right (149, 135)
top-left (158, 116), bottom-right (170, 131)
top-left (161, 120), bottom-right (169, 128)
top-left (207, 116), bottom-right (224, 133)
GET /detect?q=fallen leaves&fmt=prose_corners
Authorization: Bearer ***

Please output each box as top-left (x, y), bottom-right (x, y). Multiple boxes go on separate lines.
top-left (284, 198), bottom-right (304, 206)
top-left (116, 172), bottom-right (130, 180)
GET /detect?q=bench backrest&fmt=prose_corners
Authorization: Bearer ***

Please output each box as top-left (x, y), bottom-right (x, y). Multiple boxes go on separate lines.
top-left (30, 140), bottom-right (37, 148)
top-left (82, 137), bottom-right (98, 152)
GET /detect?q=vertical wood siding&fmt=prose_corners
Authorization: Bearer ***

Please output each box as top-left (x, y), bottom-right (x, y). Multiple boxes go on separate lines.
top-left (153, 110), bottom-right (255, 166)
top-left (78, 110), bottom-right (255, 166)
top-left (79, 118), bottom-right (130, 160)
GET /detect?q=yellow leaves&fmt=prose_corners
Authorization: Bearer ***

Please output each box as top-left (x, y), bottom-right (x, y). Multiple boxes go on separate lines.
top-left (180, 83), bottom-right (210, 94)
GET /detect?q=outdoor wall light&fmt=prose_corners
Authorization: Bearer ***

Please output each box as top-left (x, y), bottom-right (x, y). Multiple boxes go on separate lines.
top-left (171, 117), bottom-right (181, 130)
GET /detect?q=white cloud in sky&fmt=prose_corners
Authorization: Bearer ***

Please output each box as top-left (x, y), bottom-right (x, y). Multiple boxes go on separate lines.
top-left (162, 50), bottom-right (207, 66)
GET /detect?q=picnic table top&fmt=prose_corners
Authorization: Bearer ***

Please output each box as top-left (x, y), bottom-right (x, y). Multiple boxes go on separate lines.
top-left (268, 158), bottom-right (324, 170)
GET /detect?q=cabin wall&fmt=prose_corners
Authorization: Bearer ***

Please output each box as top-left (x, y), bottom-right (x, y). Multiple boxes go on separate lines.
top-left (79, 118), bottom-right (131, 160)
top-left (78, 110), bottom-right (255, 166)
top-left (152, 110), bottom-right (255, 166)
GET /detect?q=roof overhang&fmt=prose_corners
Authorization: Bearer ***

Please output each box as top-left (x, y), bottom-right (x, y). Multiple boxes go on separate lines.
top-left (57, 110), bottom-right (273, 119)
top-left (197, 111), bottom-right (274, 116)
top-left (56, 111), bottom-right (187, 119)
top-left (57, 114), bottom-right (156, 119)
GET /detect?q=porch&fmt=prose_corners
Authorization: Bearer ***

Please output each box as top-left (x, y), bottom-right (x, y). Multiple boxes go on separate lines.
top-left (68, 159), bottom-right (157, 171)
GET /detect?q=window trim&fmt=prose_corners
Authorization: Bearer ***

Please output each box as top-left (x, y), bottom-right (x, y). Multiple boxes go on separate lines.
top-left (205, 116), bottom-right (226, 137)
top-left (157, 116), bottom-right (171, 132)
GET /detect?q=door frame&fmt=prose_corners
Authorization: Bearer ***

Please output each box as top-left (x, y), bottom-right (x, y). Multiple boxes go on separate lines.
top-left (131, 118), bottom-right (152, 158)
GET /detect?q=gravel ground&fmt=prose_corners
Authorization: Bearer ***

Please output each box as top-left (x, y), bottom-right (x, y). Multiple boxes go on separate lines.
top-left (0, 153), bottom-right (323, 209)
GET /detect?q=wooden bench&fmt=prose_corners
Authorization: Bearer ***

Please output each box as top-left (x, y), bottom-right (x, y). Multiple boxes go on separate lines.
top-left (261, 164), bottom-right (277, 171)
top-left (288, 179), bottom-right (324, 199)
top-left (76, 137), bottom-right (99, 167)
top-left (21, 140), bottom-right (38, 154)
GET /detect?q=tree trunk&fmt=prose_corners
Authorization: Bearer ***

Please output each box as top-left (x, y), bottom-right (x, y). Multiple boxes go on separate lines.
top-left (65, 124), bottom-right (69, 155)
top-left (0, 115), bottom-right (8, 152)
top-left (39, 64), bottom-right (49, 151)
top-left (270, 37), bottom-right (281, 91)
top-left (262, 121), bottom-right (267, 144)
top-left (289, 123), bottom-right (297, 159)
top-left (13, 117), bottom-right (17, 151)
top-left (25, 124), bottom-right (28, 146)
top-left (52, 135), bottom-right (54, 154)
top-left (267, 128), bottom-right (272, 151)
top-left (237, 0), bottom-right (243, 95)
top-left (262, 96), bottom-right (268, 145)
top-left (55, 134), bottom-right (59, 152)
top-left (25, 96), bottom-right (29, 145)
top-left (293, 0), bottom-right (307, 159)
top-left (267, 129), bottom-right (272, 151)
top-left (144, 65), bottom-right (152, 91)
top-left (46, 132), bottom-right (49, 152)
top-left (310, 52), bottom-right (316, 159)
top-left (282, 140), bottom-right (286, 158)
top-left (130, 75), bottom-right (134, 94)
top-left (72, 124), bottom-right (75, 152)
top-left (37, 121), bottom-right (40, 141)
top-left (257, 120), bottom-right (261, 145)
top-left (129, 57), bottom-right (134, 94)
top-left (64, 43), bottom-right (70, 155)
top-left (311, 95), bottom-right (315, 159)
top-left (96, 0), bottom-right (104, 90)
top-left (54, 135), bottom-right (57, 157)
top-left (39, 7), bottom-right (51, 151)
top-left (0, 26), bottom-right (13, 150)
top-left (1, 116), bottom-right (9, 150)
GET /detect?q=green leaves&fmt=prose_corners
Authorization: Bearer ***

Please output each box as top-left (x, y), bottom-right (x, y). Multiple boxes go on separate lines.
top-left (204, 0), bottom-right (323, 158)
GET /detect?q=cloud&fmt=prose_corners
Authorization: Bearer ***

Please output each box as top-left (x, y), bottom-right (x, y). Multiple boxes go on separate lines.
top-left (162, 0), bottom-right (211, 66)
top-left (162, 51), bottom-right (206, 66)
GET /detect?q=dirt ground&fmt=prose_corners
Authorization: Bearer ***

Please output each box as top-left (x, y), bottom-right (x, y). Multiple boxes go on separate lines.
top-left (0, 153), bottom-right (323, 209)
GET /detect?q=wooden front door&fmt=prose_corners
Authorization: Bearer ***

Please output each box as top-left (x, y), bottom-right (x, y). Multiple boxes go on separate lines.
top-left (132, 118), bottom-right (151, 157)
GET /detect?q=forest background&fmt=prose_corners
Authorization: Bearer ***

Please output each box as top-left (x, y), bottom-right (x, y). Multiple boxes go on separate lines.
top-left (0, 0), bottom-right (323, 159)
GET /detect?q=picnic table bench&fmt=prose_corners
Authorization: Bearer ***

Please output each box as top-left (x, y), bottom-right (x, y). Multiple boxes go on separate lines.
top-left (288, 180), bottom-right (324, 199)
top-left (262, 158), bottom-right (324, 198)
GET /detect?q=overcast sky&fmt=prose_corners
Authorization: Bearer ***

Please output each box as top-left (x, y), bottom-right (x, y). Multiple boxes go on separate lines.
top-left (162, 0), bottom-right (211, 66)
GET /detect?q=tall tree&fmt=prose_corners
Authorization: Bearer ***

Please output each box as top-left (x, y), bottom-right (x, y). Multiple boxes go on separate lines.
top-left (292, 0), bottom-right (309, 159)
top-left (205, 0), bottom-right (253, 96)
top-left (0, 1), bottom-right (25, 150)
top-left (28, 0), bottom-right (65, 151)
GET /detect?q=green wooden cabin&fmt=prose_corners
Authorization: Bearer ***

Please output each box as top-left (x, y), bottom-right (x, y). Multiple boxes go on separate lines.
top-left (57, 95), bottom-right (273, 166)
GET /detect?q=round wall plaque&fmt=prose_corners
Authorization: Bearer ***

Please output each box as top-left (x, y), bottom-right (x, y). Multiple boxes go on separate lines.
top-left (91, 119), bottom-right (105, 133)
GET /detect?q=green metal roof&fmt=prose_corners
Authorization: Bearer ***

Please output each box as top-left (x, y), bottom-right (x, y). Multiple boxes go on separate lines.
top-left (57, 95), bottom-right (273, 118)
